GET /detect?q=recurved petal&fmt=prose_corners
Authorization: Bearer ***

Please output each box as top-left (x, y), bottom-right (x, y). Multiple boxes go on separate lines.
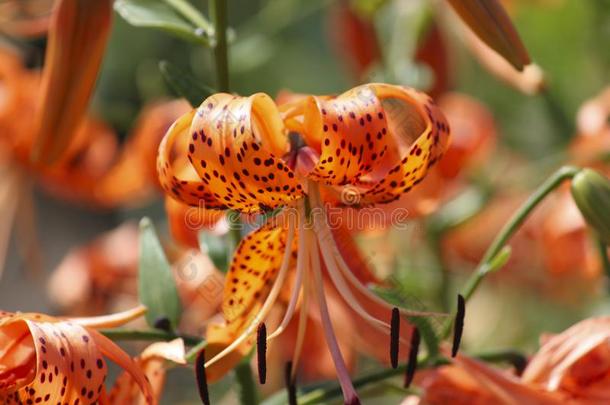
top-left (446, 0), bottom-right (530, 71)
top-left (32, 0), bottom-right (113, 165)
top-left (358, 84), bottom-right (451, 205)
top-left (187, 93), bottom-right (303, 213)
top-left (158, 109), bottom-right (226, 209)
top-left (299, 85), bottom-right (393, 186)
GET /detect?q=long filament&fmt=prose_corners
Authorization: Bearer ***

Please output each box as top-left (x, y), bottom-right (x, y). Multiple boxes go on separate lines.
top-left (267, 204), bottom-right (307, 341)
top-left (309, 225), bottom-right (360, 404)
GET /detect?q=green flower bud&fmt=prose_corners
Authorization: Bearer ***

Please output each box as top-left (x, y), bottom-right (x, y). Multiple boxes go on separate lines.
top-left (571, 168), bottom-right (610, 244)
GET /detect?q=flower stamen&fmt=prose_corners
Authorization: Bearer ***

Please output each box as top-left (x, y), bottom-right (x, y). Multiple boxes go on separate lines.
top-left (390, 307), bottom-right (400, 369)
top-left (404, 328), bottom-right (420, 388)
top-left (195, 349), bottom-right (211, 405)
top-left (257, 323), bottom-right (267, 384)
top-left (452, 294), bottom-right (466, 358)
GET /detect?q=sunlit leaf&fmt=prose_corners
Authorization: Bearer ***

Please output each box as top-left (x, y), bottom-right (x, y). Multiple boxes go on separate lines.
top-left (159, 60), bottom-right (215, 107)
top-left (115, 0), bottom-right (211, 46)
top-left (139, 217), bottom-right (182, 329)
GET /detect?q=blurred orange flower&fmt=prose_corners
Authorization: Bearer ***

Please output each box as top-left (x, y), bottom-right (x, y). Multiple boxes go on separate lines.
top-left (48, 223), bottom-right (224, 336)
top-left (408, 317), bottom-right (610, 404)
top-left (0, 306), bottom-right (155, 404)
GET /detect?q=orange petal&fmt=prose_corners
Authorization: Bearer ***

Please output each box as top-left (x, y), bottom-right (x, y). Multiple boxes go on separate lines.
top-left (360, 84), bottom-right (451, 205)
top-left (187, 93), bottom-right (303, 213)
top-left (522, 317), bottom-right (610, 400)
top-left (299, 86), bottom-right (393, 185)
top-left (158, 109), bottom-right (227, 209)
top-left (32, 0), bottom-right (113, 165)
top-left (108, 338), bottom-right (185, 404)
top-left (446, 0), bottom-right (531, 71)
top-left (165, 196), bottom-right (227, 249)
top-left (222, 214), bottom-right (296, 326)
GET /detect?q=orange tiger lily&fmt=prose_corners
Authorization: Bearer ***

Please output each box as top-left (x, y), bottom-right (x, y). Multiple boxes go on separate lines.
top-left (158, 83), bottom-right (450, 402)
top-left (32, 0), bottom-right (113, 165)
top-left (0, 306), bottom-right (155, 404)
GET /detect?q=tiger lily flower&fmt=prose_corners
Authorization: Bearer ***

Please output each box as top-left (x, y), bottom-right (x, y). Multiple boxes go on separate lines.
top-left (158, 83), bottom-right (450, 402)
top-left (32, 0), bottom-right (112, 165)
top-left (0, 306), bottom-right (155, 404)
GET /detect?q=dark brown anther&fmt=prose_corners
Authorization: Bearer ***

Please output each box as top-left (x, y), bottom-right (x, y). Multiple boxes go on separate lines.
top-left (285, 362), bottom-right (297, 405)
top-left (390, 307), bottom-right (400, 369)
top-left (257, 323), bottom-right (267, 384)
top-left (153, 316), bottom-right (171, 332)
top-left (195, 349), bottom-right (210, 405)
top-left (404, 327), bottom-right (420, 388)
top-left (452, 294), bottom-right (466, 358)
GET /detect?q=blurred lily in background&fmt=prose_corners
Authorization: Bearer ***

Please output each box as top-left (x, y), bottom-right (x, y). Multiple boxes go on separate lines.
top-left (0, 0), bottom-right (53, 37)
top-left (404, 316), bottom-right (610, 404)
top-left (48, 222), bottom-right (224, 336)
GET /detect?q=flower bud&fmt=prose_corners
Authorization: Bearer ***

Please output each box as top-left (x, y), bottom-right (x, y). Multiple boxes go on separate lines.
top-left (570, 168), bottom-right (610, 244)
top-left (32, 0), bottom-right (113, 165)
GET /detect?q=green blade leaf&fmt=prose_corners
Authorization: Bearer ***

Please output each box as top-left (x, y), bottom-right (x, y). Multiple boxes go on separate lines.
top-left (139, 217), bottom-right (182, 330)
top-left (372, 286), bottom-right (440, 359)
top-left (159, 60), bottom-right (215, 107)
top-left (115, 0), bottom-right (211, 46)
top-left (198, 230), bottom-right (230, 272)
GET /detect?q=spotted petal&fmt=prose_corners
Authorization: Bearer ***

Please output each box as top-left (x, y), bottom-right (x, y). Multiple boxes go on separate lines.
top-left (298, 85), bottom-right (393, 185)
top-left (187, 93), bottom-right (303, 213)
top-left (158, 109), bottom-right (226, 209)
top-left (0, 312), bottom-right (154, 404)
top-left (222, 213), bottom-right (297, 326)
top-left (358, 84), bottom-right (451, 205)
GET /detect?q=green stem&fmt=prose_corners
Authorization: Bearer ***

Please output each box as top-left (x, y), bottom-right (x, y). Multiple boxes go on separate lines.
top-left (540, 89), bottom-right (574, 143)
top-left (597, 237), bottom-right (610, 292)
top-left (296, 349), bottom-right (524, 404)
top-left (426, 226), bottom-right (451, 311)
top-left (100, 328), bottom-right (202, 346)
top-left (163, 0), bottom-right (213, 34)
top-left (210, 0), bottom-right (229, 92)
top-left (185, 339), bottom-right (208, 363)
top-left (441, 165), bottom-right (580, 338)
top-left (234, 360), bottom-right (260, 405)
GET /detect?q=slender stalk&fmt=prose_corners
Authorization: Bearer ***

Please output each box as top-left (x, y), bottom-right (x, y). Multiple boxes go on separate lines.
top-left (210, 0), bottom-right (229, 92)
top-left (295, 349), bottom-right (525, 404)
top-left (597, 237), bottom-right (610, 293)
top-left (440, 166), bottom-right (580, 338)
top-left (100, 328), bottom-right (202, 346)
top-left (540, 89), bottom-right (574, 143)
top-left (234, 361), bottom-right (260, 405)
top-left (163, 0), bottom-right (213, 34)
top-left (426, 226), bottom-right (451, 312)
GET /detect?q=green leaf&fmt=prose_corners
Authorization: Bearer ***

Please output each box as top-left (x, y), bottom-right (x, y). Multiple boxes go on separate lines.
top-left (372, 286), bottom-right (440, 359)
top-left (114, 0), bottom-right (211, 46)
top-left (139, 217), bottom-right (182, 330)
top-left (159, 61), bottom-right (215, 107)
top-left (198, 230), bottom-right (230, 272)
